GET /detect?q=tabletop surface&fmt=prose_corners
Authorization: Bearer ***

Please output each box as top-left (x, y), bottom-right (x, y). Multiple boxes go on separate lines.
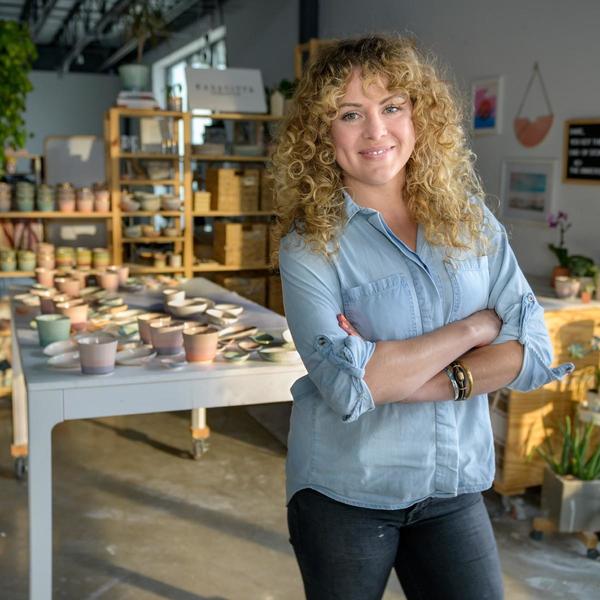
top-left (12, 278), bottom-right (306, 393)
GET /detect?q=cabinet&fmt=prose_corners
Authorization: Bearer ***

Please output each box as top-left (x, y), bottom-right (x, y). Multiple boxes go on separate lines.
top-left (492, 288), bottom-right (600, 496)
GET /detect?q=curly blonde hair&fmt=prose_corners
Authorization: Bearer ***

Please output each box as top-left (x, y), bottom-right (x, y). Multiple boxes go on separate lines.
top-left (270, 35), bottom-right (489, 264)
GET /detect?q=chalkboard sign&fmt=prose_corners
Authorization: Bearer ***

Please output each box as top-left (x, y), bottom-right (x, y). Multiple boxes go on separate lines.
top-left (563, 119), bottom-right (600, 184)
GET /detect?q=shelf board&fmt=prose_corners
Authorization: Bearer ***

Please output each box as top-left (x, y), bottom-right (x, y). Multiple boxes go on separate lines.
top-left (193, 263), bottom-right (271, 272)
top-left (119, 179), bottom-right (179, 186)
top-left (0, 385), bottom-right (11, 397)
top-left (0, 211), bottom-right (112, 219)
top-left (114, 108), bottom-right (184, 118)
top-left (192, 112), bottom-right (282, 122)
top-left (192, 211), bottom-right (274, 217)
top-left (122, 237), bottom-right (184, 243)
top-left (121, 211), bottom-right (182, 217)
top-left (0, 271), bottom-right (34, 278)
top-left (127, 264), bottom-right (185, 274)
top-left (190, 154), bottom-right (270, 163)
top-left (118, 152), bottom-right (180, 160)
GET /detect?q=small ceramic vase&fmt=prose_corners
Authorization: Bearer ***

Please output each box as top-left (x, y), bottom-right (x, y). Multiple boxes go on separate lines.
top-left (183, 326), bottom-right (219, 363)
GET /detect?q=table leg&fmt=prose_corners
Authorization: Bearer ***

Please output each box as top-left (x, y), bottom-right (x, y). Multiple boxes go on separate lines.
top-left (190, 407), bottom-right (210, 459)
top-left (28, 389), bottom-right (63, 600)
top-left (10, 315), bottom-right (29, 461)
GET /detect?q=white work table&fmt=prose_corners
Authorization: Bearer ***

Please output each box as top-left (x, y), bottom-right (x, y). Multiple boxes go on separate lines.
top-left (13, 278), bottom-right (305, 600)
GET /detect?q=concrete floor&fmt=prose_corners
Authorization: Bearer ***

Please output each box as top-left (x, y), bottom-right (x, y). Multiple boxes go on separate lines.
top-left (1, 399), bottom-right (599, 600)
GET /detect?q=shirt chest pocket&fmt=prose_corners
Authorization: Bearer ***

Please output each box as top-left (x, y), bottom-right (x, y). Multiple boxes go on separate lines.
top-left (342, 273), bottom-right (419, 342)
top-left (445, 256), bottom-right (489, 320)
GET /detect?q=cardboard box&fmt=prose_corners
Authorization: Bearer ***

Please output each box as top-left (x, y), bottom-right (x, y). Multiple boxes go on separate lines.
top-left (193, 191), bottom-right (211, 212)
top-left (206, 168), bottom-right (260, 212)
top-left (213, 222), bottom-right (267, 266)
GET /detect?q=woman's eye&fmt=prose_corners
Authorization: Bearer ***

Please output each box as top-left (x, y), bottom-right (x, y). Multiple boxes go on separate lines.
top-left (384, 104), bottom-right (400, 114)
top-left (341, 111), bottom-right (360, 121)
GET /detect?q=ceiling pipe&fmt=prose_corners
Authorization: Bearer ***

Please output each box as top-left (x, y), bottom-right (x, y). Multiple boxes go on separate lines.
top-left (31, 0), bottom-right (61, 41)
top-left (60, 0), bottom-right (132, 74)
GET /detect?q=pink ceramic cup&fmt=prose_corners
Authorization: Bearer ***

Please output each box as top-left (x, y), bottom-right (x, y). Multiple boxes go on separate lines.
top-left (98, 270), bottom-right (119, 293)
top-left (35, 268), bottom-right (55, 288)
top-left (183, 326), bottom-right (219, 363)
top-left (137, 313), bottom-right (170, 344)
top-left (77, 333), bottom-right (118, 375)
top-left (57, 277), bottom-right (81, 297)
top-left (56, 301), bottom-right (88, 331)
top-left (149, 319), bottom-right (187, 355)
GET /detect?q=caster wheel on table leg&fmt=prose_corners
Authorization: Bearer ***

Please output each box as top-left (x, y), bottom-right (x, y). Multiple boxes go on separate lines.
top-left (192, 439), bottom-right (209, 460)
top-left (586, 548), bottom-right (599, 560)
top-left (14, 456), bottom-right (28, 481)
top-left (529, 529), bottom-right (544, 541)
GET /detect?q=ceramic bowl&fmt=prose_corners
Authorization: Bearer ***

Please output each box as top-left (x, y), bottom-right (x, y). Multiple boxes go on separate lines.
top-left (140, 197), bottom-right (161, 212)
top-left (257, 346), bottom-right (302, 364)
top-left (214, 303), bottom-right (244, 317)
top-left (161, 196), bottom-right (182, 211)
top-left (36, 314), bottom-right (71, 347)
top-left (251, 333), bottom-right (275, 346)
top-left (222, 350), bottom-right (251, 363)
top-left (166, 298), bottom-right (209, 318)
top-left (77, 333), bottom-right (118, 375)
top-left (217, 325), bottom-right (259, 341)
top-left (115, 345), bottom-right (156, 366)
top-left (149, 319), bottom-right (189, 355)
top-left (162, 227), bottom-right (179, 237)
top-left (125, 225), bottom-right (142, 238)
top-left (162, 288), bottom-right (185, 307)
top-left (56, 301), bottom-right (89, 330)
top-left (205, 308), bottom-right (239, 327)
top-left (120, 199), bottom-right (141, 212)
top-left (43, 338), bottom-right (78, 356)
top-left (55, 277), bottom-right (81, 297)
top-left (183, 326), bottom-right (219, 363)
top-left (47, 351), bottom-right (80, 369)
top-left (137, 313), bottom-right (170, 344)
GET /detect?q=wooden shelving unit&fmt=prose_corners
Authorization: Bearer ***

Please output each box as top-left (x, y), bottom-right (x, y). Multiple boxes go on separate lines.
top-left (193, 263), bottom-right (271, 273)
top-left (0, 211), bottom-right (113, 219)
top-left (0, 271), bottom-right (35, 279)
top-left (122, 237), bottom-right (184, 243)
top-left (190, 155), bottom-right (271, 163)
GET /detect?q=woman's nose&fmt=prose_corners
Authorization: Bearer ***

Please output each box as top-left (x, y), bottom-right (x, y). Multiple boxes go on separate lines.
top-left (363, 114), bottom-right (388, 139)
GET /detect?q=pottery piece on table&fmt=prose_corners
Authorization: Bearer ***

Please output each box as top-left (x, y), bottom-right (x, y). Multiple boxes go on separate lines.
top-left (149, 319), bottom-right (189, 355)
top-left (162, 288), bottom-right (185, 307)
top-left (166, 298), bottom-right (210, 318)
top-left (77, 333), bottom-right (118, 374)
top-left (251, 333), bottom-right (275, 346)
top-left (214, 303), bottom-right (244, 317)
top-left (47, 351), bottom-right (80, 369)
top-left (137, 313), bottom-right (171, 345)
top-left (35, 268), bottom-right (56, 288)
top-left (115, 345), bottom-right (156, 366)
top-left (36, 314), bottom-right (71, 347)
top-left (56, 301), bottom-right (89, 331)
top-left (237, 339), bottom-right (261, 352)
top-left (43, 339), bottom-right (78, 357)
top-left (217, 325), bottom-right (259, 341)
top-left (257, 346), bottom-right (302, 364)
top-left (222, 350), bottom-right (251, 362)
top-left (205, 308), bottom-right (239, 327)
top-left (183, 326), bottom-right (219, 363)
top-left (98, 271), bottom-right (119, 293)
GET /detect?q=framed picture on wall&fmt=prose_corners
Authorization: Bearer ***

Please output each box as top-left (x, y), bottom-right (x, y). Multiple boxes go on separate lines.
top-left (500, 158), bottom-right (557, 222)
top-left (471, 76), bottom-right (503, 135)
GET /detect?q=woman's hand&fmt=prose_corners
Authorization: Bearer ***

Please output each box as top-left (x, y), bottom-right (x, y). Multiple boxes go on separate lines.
top-left (337, 314), bottom-right (362, 338)
top-left (467, 309), bottom-right (502, 347)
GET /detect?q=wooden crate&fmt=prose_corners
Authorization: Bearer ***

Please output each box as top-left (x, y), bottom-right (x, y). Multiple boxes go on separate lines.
top-left (268, 275), bottom-right (284, 315)
top-left (213, 222), bottom-right (267, 266)
top-left (260, 169), bottom-right (275, 212)
top-left (193, 191), bottom-right (211, 212)
top-left (493, 305), bottom-right (600, 496)
top-left (206, 168), bottom-right (259, 212)
top-left (214, 274), bottom-right (267, 306)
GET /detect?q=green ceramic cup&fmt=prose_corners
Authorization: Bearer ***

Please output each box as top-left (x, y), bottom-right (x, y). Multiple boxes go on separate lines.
top-left (35, 314), bottom-right (71, 347)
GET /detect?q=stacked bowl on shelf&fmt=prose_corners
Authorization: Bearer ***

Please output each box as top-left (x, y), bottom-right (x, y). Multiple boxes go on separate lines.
top-left (0, 183), bottom-right (11, 211)
top-left (57, 183), bottom-right (76, 212)
top-left (37, 184), bottom-right (55, 211)
top-left (15, 182), bottom-right (35, 211)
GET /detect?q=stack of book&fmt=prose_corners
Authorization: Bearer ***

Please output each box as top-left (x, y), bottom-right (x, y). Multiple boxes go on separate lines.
top-left (116, 91), bottom-right (159, 109)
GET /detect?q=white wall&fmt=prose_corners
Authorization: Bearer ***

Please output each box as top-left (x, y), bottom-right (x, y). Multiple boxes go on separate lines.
top-left (23, 71), bottom-right (121, 157)
top-left (320, 0), bottom-right (600, 276)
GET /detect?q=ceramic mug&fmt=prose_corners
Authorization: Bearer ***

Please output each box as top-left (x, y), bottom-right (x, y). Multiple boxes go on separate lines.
top-left (98, 270), bottom-right (119, 293)
top-left (183, 326), bottom-right (219, 363)
top-left (77, 333), bottom-right (118, 375)
top-left (56, 301), bottom-right (89, 331)
top-left (56, 277), bottom-right (81, 297)
top-left (137, 313), bottom-right (170, 344)
top-left (36, 314), bottom-right (71, 347)
top-left (149, 319), bottom-right (187, 355)
top-left (35, 268), bottom-right (55, 288)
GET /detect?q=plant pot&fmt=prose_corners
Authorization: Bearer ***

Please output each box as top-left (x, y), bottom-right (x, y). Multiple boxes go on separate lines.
top-left (551, 265), bottom-right (570, 288)
top-left (118, 64), bottom-right (150, 91)
top-left (581, 290), bottom-right (592, 303)
top-left (541, 467), bottom-right (600, 533)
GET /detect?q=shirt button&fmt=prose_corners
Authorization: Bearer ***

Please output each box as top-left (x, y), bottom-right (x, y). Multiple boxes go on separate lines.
top-left (527, 293), bottom-right (535, 303)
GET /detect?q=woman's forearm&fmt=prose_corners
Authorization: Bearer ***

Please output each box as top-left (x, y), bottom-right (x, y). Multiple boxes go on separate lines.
top-left (405, 341), bottom-right (524, 403)
top-left (364, 310), bottom-right (500, 404)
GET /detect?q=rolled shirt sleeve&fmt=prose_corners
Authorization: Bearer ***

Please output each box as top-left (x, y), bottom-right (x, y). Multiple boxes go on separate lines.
top-left (279, 232), bottom-right (376, 422)
top-left (484, 207), bottom-right (574, 391)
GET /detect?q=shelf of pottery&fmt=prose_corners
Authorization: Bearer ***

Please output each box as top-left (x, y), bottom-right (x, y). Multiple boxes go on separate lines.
top-left (0, 181), bottom-right (112, 278)
top-left (105, 107), bottom-right (189, 277)
top-left (105, 107), bottom-right (284, 313)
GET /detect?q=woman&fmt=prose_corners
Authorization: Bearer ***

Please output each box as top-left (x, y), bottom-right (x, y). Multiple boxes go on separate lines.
top-left (271, 36), bottom-right (572, 600)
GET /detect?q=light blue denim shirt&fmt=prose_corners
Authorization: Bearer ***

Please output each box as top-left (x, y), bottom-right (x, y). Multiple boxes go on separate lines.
top-left (279, 192), bottom-right (574, 510)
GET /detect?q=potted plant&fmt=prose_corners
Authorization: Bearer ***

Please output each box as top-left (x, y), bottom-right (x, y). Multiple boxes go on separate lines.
top-left (534, 416), bottom-right (600, 547)
top-left (547, 211), bottom-right (571, 286)
top-left (0, 21), bottom-right (37, 176)
top-left (119, 2), bottom-right (167, 91)
top-left (269, 79), bottom-right (298, 116)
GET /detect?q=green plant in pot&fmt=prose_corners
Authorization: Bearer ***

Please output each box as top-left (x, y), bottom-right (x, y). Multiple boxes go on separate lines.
top-left (119, 2), bottom-right (167, 91)
top-left (533, 415), bottom-right (600, 551)
top-left (0, 20), bottom-right (37, 176)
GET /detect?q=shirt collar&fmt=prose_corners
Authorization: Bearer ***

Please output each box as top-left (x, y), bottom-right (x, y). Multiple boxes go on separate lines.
top-left (343, 190), bottom-right (377, 224)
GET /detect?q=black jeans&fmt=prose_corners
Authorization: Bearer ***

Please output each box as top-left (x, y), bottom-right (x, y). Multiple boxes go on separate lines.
top-left (288, 488), bottom-right (504, 600)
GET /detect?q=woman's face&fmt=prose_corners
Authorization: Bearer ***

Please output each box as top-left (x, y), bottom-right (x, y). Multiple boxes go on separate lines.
top-left (330, 69), bottom-right (415, 192)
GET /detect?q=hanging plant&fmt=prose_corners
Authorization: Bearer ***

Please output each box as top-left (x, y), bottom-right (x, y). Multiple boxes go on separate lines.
top-left (126, 2), bottom-right (167, 63)
top-left (0, 20), bottom-right (37, 176)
